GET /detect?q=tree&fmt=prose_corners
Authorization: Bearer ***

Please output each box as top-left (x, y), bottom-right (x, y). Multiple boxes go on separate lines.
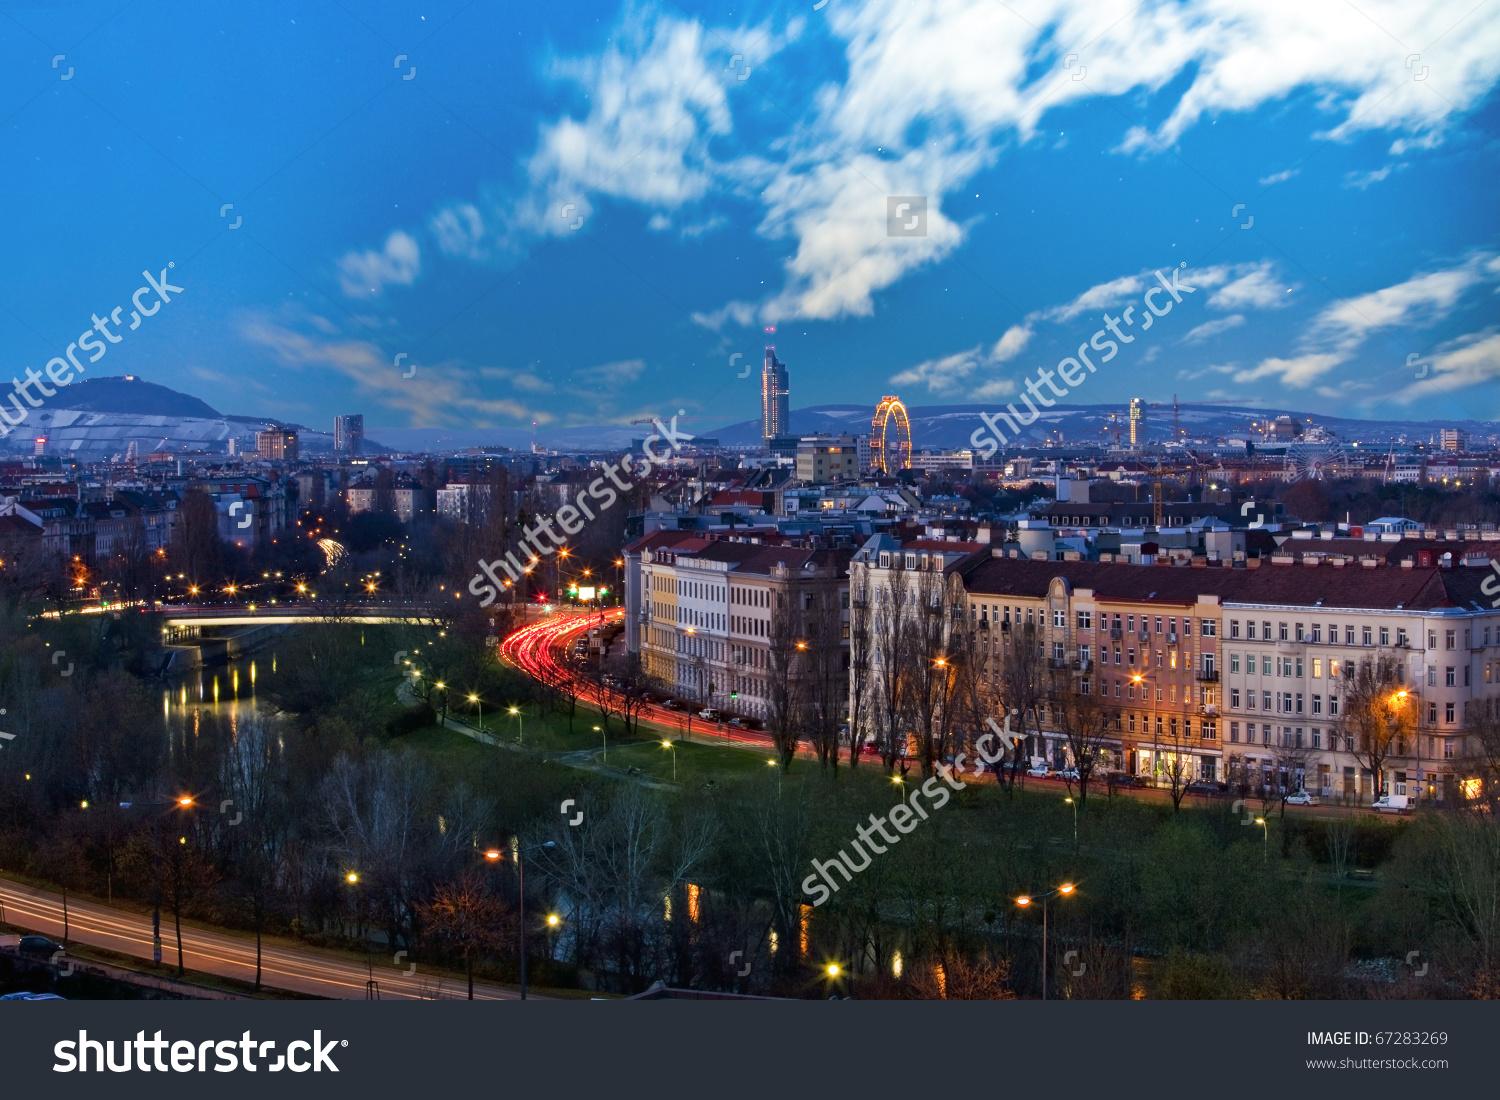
top-left (1149, 707), bottom-right (1198, 813)
top-left (906, 564), bottom-right (957, 778)
top-left (802, 586), bottom-right (846, 773)
top-left (1337, 653), bottom-right (1414, 804)
top-left (872, 565), bottom-right (912, 772)
top-left (420, 873), bottom-right (510, 999)
top-left (765, 576), bottom-right (805, 770)
top-left (1051, 669), bottom-right (1112, 809)
top-left (997, 621), bottom-right (1045, 792)
top-left (170, 486), bottom-right (222, 587)
top-left (1269, 736), bottom-right (1313, 820)
top-left (846, 569), bottom-right (875, 767)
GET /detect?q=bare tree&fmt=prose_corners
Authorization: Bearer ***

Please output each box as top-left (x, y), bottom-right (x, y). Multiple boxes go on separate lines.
top-left (846, 567), bottom-right (874, 768)
top-left (998, 621), bottom-right (1045, 792)
top-left (803, 586), bottom-right (846, 773)
top-left (765, 574), bottom-right (805, 769)
top-left (906, 564), bottom-right (957, 778)
top-left (420, 872), bottom-right (510, 999)
top-left (872, 564), bottom-right (912, 772)
top-left (1337, 653), bottom-right (1414, 805)
top-left (1051, 669), bottom-right (1112, 809)
top-left (1269, 736), bottom-right (1314, 820)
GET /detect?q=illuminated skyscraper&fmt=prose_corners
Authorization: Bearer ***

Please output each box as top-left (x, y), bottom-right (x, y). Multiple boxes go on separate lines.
top-left (1129, 398), bottom-right (1146, 448)
top-left (335, 413), bottom-right (364, 456)
top-left (761, 349), bottom-right (789, 446)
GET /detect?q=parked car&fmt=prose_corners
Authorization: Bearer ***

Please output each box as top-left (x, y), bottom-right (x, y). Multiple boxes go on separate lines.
top-left (1110, 774), bottom-right (1151, 789)
top-left (727, 717), bottom-right (746, 729)
top-left (661, 699), bottom-right (681, 710)
top-left (1372, 794), bottom-right (1410, 813)
top-left (1285, 790), bottom-right (1317, 806)
top-left (1026, 765), bottom-right (1051, 779)
top-left (17, 936), bottom-right (62, 957)
top-left (1056, 767), bottom-right (1080, 781)
top-left (1185, 781), bottom-right (1228, 797)
top-left (698, 709), bottom-right (720, 721)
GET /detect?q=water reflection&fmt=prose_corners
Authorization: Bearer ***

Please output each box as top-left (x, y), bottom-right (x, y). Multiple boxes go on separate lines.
top-left (162, 653), bottom-right (280, 757)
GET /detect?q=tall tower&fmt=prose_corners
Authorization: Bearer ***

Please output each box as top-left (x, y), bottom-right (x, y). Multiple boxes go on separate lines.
top-left (761, 349), bottom-right (789, 446)
top-left (1129, 398), bottom-right (1145, 449)
top-left (335, 413), bottom-right (364, 456)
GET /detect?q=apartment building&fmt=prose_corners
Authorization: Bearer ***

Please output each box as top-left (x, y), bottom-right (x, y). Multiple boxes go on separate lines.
top-left (949, 552), bottom-right (1500, 805)
top-left (633, 538), bottom-right (851, 720)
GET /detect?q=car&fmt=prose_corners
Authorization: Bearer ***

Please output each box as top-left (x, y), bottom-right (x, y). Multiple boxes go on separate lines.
top-left (661, 699), bottom-right (680, 710)
top-left (1185, 781), bottom-right (1228, 797)
top-left (1026, 765), bottom-right (1051, 778)
top-left (698, 709), bottom-right (720, 721)
top-left (727, 717), bottom-right (746, 728)
top-left (640, 693), bottom-right (657, 704)
top-left (1056, 767), bottom-right (1080, 781)
top-left (0, 992), bottom-right (65, 1000)
top-left (1110, 774), bottom-right (1151, 789)
top-left (1285, 790), bottom-right (1317, 806)
top-left (1371, 794), bottom-right (1410, 814)
top-left (17, 936), bottom-right (62, 957)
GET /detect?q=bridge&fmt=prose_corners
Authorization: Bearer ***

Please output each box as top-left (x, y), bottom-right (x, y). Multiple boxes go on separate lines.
top-left (145, 602), bottom-right (454, 633)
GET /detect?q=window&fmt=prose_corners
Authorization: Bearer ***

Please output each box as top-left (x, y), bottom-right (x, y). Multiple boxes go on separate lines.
top-left (1263, 691), bottom-right (1272, 710)
top-left (1230, 722), bottom-right (1240, 743)
top-left (1312, 694), bottom-right (1322, 714)
top-left (1279, 622), bottom-right (1289, 641)
top-left (1077, 610), bottom-right (1092, 629)
top-left (1246, 621), bottom-right (1257, 640)
top-left (1230, 653), bottom-right (1241, 674)
top-left (1312, 728), bottom-right (1322, 749)
top-left (1329, 696), bottom-right (1339, 716)
top-left (1380, 627), bottom-right (1390, 646)
top-left (1447, 629), bottom-right (1457, 650)
top-left (1156, 650), bottom-right (1164, 668)
top-left (1079, 645), bottom-right (1091, 666)
top-left (1295, 658), bottom-right (1304, 678)
top-left (1168, 617), bottom-right (1177, 637)
top-left (1446, 667), bottom-right (1455, 687)
top-left (1246, 690), bottom-right (1257, 709)
top-left (1053, 609), bottom-right (1065, 628)
top-left (1329, 658), bottom-right (1340, 678)
top-left (1428, 667), bottom-right (1437, 686)
top-left (1429, 701), bottom-right (1438, 723)
top-left (1295, 693), bottom-right (1304, 714)
top-left (1465, 665), bottom-right (1471, 687)
top-left (1311, 624), bottom-right (1322, 644)
top-left (1263, 621), bottom-right (1272, 640)
top-left (1444, 739), bottom-right (1454, 759)
top-left (1155, 616), bottom-right (1163, 634)
top-left (1230, 619), bottom-right (1241, 639)
top-left (1397, 628), bottom-right (1408, 647)
top-left (1362, 626), bottom-right (1372, 646)
top-left (1446, 701), bottom-right (1456, 723)
top-left (1430, 630), bottom-right (1437, 649)
top-left (1128, 647), bottom-right (1136, 665)
top-left (1295, 623), bottom-right (1305, 642)
top-left (1312, 657), bottom-right (1322, 677)
top-left (1126, 614), bottom-right (1135, 632)
top-left (1262, 655), bottom-right (1272, 675)
top-left (1053, 643), bottom-right (1065, 661)
top-left (1230, 688), bottom-right (1241, 708)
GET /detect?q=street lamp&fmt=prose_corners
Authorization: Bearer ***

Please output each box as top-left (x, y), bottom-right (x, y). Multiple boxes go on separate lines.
top-left (1015, 882), bottom-right (1076, 1000)
top-left (117, 796), bottom-right (195, 970)
top-left (1255, 816), bottom-right (1268, 863)
top-left (468, 693), bottom-right (482, 732)
top-left (594, 725), bottom-right (606, 764)
top-left (508, 839), bottom-right (556, 1000)
top-left (509, 706), bottom-right (523, 745)
top-left (891, 774), bottom-right (906, 804)
top-left (662, 740), bottom-right (677, 782)
top-left (1064, 796), bottom-right (1077, 843)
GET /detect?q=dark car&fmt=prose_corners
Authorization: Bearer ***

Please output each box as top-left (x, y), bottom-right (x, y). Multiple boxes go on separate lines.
top-left (1185, 781), bottom-right (1228, 797)
top-left (1110, 774), bottom-right (1151, 789)
top-left (17, 935), bottom-right (62, 957)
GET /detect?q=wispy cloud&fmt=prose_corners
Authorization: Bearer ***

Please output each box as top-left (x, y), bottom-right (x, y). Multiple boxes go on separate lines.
top-left (336, 231), bottom-right (421, 299)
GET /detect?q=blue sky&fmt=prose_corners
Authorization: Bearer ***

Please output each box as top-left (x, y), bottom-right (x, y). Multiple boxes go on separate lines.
top-left (2, 0), bottom-right (1498, 436)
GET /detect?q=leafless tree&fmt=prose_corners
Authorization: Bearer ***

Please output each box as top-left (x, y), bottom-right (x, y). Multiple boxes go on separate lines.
top-left (872, 564), bottom-right (912, 772)
top-left (1338, 652), bottom-right (1413, 804)
top-left (420, 872), bottom-right (510, 999)
top-left (906, 564), bottom-right (957, 778)
top-left (1051, 670), bottom-right (1112, 809)
top-left (846, 567), bottom-right (875, 768)
top-left (765, 576), bottom-right (805, 769)
top-left (802, 586), bottom-right (846, 772)
top-left (998, 621), bottom-right (1045, 792)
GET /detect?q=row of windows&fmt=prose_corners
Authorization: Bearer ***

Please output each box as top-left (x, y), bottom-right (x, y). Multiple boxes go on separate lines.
top-left (1226, 620), bottom-right (1484, 650)
top-left (971, 604), bottom-right (1219, 639)
top-left (1082, 678), bottom-right (1216, 705)
top-left (1078, 645), bottom-right (1211, 673)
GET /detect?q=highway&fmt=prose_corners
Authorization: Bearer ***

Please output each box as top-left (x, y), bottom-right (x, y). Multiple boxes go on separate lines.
top-left (0, 877), bottom-right (522, 1000)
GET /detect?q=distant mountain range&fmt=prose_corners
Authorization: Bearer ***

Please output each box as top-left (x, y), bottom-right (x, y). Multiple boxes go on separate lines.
top-left (14, 376), bottom-right (1495, 457)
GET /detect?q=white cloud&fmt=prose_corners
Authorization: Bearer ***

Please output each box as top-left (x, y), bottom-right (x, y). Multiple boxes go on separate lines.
top-left (1390, 328), bottom-right (1500, 401)
top-left (430, 204), bottom-right (487, 260)
top-left (1235, 252), bottom-right (1500, 387)
top-left (1181, 315), bottom-right (1246, 343)
top-left (336, 231), bottom-right (421, 298)
top-left (1208, 264), bottom-right (1294, 310)
top-left (1258, 168), bottom-right (1299, 186)
top-left (238, 310), bottom-right (549, 426)
top-left (1343, 164), bottom-right (1401, 189)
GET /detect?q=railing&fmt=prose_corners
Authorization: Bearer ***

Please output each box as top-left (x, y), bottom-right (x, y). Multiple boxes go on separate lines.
top-left (1110, 627), bottom-right (1123, 640)
top-left (1195, 669), bottom-right (1220, 682)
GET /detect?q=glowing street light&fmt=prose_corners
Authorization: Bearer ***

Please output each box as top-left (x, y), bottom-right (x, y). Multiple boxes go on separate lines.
top-left (661, 739), bottom-right (677, 781)
top-left (1015, 883), bottom-right (1078, 999)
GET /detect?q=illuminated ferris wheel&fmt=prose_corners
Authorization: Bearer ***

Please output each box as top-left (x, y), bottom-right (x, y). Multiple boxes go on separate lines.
top-left (870, 395), bottom-right (913, 474)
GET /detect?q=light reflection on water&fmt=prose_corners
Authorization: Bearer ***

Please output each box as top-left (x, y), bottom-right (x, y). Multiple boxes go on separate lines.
top-left (162, 654), bottom-right (280, 756)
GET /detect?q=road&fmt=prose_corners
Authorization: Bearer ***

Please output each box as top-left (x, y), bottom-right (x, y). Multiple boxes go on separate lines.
top-left (0, 877), bottom-right (522, 1000)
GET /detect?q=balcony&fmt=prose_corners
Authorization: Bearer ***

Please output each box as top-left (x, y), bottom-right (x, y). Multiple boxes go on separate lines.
top-left (1195, 669), bottom-right (1221, 682)
top-left (1073, 659), bottom-right (1094, 673)
top-left (1166, 632), bottom-right (1179, 645)
top-left (1110, 627), bottom-right (1123, 640)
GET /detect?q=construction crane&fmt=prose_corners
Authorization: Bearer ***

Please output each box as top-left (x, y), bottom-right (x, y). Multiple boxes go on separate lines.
top-left (628, 416), bottom-right (707, 426)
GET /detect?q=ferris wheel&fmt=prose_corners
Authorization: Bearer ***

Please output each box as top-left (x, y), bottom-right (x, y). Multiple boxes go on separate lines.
top-left (1285, 439), bottom-right (1348, 482)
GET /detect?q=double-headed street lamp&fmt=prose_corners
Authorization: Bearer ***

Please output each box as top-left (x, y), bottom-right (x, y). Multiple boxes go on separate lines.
top-left (491, 840), bottom-right (557, 1000)
top-left (1015, 882), bottom-right (1076, 1000)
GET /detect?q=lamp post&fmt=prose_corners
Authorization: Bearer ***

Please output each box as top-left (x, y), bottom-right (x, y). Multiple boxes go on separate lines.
top-left (509, 839), bottom-right (556, 1000)
top-left (117, 795), bottom-right (194, 969)
top-left (1015, 882), bottom-right (1076, 1000)
top-left (1131, 672), bottom-right (1160, 787)
top-left (469, 693), bottom-right (481, 733)
top-left (1255, 816), bottom-right (1268, 863)
top-left (509, 706), bottom-right (523, 745)
top-left (594, 725), bottom-right (606, 764)
top-left (1064, 796), bottom-right (1077, 843)
top-left (662, 740), bottom-right (677, 782)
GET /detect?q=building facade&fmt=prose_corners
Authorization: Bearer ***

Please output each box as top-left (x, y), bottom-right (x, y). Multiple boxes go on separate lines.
top-left (761, 349), bottom-right (790, 446)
